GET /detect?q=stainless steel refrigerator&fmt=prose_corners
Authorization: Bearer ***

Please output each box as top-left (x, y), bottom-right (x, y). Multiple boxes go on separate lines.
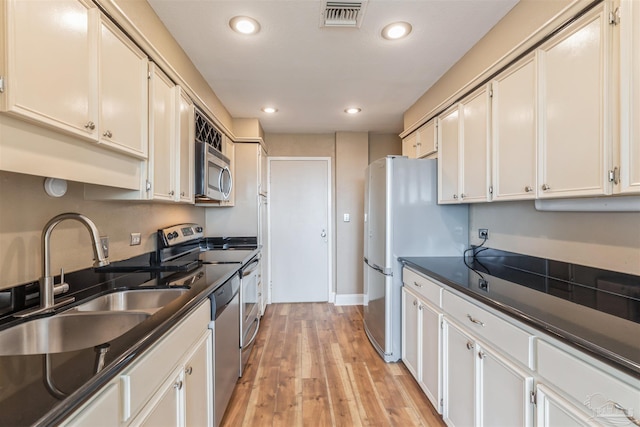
top-left (363, 156), bottom-right (468, 362)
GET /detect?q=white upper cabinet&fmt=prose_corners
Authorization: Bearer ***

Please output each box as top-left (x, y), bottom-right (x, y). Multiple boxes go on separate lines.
top-left (402, 132), bottom-right (418, 158)
top-left (537, 4), bottom-right (611, 198)
top-left (459, 86), bottom-right (491, 203)
top-left (1, 0), bottom-right (97, 139)
top-left (98, 15), bottom-right (148, 159)
top-left (149, 63), bottom-right (177, 201)
top-left (416, 119), bottom-right (438, 158)
top-left (491, 55), bottom-right (537, 201)
top-left (178, 87), bottom-right (195, 203)
top-left (1, 0), bottom-right (149, 160)
top-left (617, 0), bottom-right (640, 194)
top-left (438, 105), bottom-right (461, 204)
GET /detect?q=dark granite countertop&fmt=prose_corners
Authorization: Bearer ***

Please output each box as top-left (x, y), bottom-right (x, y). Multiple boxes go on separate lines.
top-left (401, 250), bottom-right (640, 378)
top-left (0, 247), bottom-right (259, 426)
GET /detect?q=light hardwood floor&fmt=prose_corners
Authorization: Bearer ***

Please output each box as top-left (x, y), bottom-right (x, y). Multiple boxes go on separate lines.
top-left (221, 303), bottom-right (445, 427)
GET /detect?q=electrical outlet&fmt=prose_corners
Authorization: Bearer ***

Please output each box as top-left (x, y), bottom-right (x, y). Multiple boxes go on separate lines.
top-left (100, 236), bottom-right (109, 258)
top-left (130, 232), bottom-right (141, 246)
top-left (478, 228), bottom-right (489, 239)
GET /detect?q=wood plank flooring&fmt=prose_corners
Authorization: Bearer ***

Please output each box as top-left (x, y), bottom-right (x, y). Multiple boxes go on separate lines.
top-left (221, 303), bottom-right (445, 427)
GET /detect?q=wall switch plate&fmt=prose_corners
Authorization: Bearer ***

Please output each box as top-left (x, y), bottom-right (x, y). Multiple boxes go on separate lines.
top-left (100, 236), bottom-right (109, 258)
top-left (343, 213), bottom-right (350, 222)
top-left (478, 228), bottom-right (489, 239)
top-left (130, 232), bottom-right (141, 246)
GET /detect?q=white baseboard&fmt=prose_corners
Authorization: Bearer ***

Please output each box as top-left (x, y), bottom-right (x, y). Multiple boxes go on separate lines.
top-left (334, 293), bottom-right (364, 306)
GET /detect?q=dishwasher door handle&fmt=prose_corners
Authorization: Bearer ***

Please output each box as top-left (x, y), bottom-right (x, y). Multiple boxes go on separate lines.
top-left (241, 317), bottom-right (260, 351)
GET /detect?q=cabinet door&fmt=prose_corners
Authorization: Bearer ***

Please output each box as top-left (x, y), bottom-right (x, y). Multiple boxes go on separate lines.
top-left (492, 55), bottom-right (537, 200)
top-left (443, 321), bottom-right (476, 427)
top-left (536, 384), bottom-right (594, 427)
top-left (98, 16), bottom-right (148, 158)
top-left (2, 0), bottom-right (98, 140)
top-left (177, 87), bottom-right (195, 203)
top-left (184, 332), bottom-right (213, 427)
top-left (460, 87), bottom-right (490, 203)
top-left (149, 63), bottom-right (177, 201)
top-left (402, 133), bottom-right (418, 158)
top-left (618, 0), bottom-right (640, 194)
top-left (401, 288), bottom-right (420, 379)
top-left (419, 300), bottom-right (442, 413)
top-left (133, 369), bottom-right (184, 427)
top-left (63, 382), bottom-right (119, 427)
top-left (479, 346), bottom-right (533, 427)
top-left (537, 5), bottom-right (610, 198)
top-left (416, 120), bottom-right (437, 158)
top-left (438, 105), bottom-right (461, 204)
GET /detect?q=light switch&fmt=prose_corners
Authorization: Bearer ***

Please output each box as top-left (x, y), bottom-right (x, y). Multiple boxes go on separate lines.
top-left (343, 213), bottom-right (350, 222)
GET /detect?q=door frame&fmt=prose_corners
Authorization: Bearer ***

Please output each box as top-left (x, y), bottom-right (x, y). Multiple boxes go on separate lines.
top-left (267, 157), bottom-right (333, 304)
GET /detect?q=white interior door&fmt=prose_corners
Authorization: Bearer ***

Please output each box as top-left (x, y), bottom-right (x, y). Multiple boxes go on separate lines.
top-left (269, 158), bottom-right (331, 303)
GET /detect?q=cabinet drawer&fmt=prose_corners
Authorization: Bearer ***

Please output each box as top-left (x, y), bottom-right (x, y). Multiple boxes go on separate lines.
top-left (537, 340), bottom-right (640, 415)
top-left (121, 300), bottom-right (211, 422)
top-left (403, 267), bottom-right (442, 306)
top-left (442, 290), bottom-right (531, 366)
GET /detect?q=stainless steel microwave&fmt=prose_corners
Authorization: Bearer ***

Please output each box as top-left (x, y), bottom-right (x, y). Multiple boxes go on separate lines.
top-left (194, 109), bottom-right (232, 201)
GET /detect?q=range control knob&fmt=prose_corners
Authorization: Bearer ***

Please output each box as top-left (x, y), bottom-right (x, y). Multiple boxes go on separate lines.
top-left (195, 226), bottom-right (203, 233)
top-left (167, 231), bottom-right (179, 240)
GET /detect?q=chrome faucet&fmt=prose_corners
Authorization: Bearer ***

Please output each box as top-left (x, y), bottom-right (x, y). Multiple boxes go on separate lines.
top-left (15, 213), bottom-right (110, 317)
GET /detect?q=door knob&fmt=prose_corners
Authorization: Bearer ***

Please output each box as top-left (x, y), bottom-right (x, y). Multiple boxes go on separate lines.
top-left (320, 229), bottom-right (327, 238)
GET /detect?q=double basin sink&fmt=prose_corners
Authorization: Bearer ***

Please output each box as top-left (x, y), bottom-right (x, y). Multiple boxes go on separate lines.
top-left (0, 289), bottom-right (188, 356)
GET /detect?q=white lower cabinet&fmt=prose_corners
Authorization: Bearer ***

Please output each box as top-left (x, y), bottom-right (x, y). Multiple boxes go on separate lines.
top-left (535, 384), bottom-right (596, 427)
top-left (443, 320), bottom-right (534, 427)
top-left (63, 300), bottom-right (213, 426)
top-left (402, 287), bottom-right (442, 413)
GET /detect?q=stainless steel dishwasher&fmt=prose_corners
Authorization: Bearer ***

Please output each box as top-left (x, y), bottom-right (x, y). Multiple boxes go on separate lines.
top-left (210, 271), bottom-right (240, 427)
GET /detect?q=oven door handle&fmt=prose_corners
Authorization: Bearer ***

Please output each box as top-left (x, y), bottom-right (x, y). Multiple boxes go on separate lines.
top-left (242, 259), bottom-right (260, 277)
top-left (241, 316), bottom-right (260, 351)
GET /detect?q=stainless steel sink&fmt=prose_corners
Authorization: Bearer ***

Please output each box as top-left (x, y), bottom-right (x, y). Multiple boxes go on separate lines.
top-left (0, 312), bottom-right (150, 356)
top-left (69, 289), bottom-right (188, 314)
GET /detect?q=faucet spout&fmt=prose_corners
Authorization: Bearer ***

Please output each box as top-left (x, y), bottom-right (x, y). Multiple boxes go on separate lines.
top-left (28, 213), bottom-right (109, 316)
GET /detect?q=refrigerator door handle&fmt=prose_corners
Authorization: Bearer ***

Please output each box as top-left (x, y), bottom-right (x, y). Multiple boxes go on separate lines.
top-left (365, 258), bottom-right (392, 276)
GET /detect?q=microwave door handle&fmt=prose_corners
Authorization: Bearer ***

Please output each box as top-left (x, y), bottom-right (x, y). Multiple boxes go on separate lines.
top-left (221, 167), bottom-right (232, 199)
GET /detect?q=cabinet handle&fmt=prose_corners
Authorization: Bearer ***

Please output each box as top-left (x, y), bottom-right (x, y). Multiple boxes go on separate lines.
top-left (453, 194), bottom-right (458, 199)
top-left (541, 184), bottom-right (551, 191)
top-left (467, 314), bottom-right (485, 327)
top-left (478, 351), bottom-right (486, 359)
top-left (174, 380), bottom-right (183, 390)
top-left (525, 186), bottom-right (533, 193)
top-left (185, 366), bottom-right (193, 375)
top-left (466, 341), bottom-right (474, 350)
top-left (611, 402), bottom-right (640, 426)
top-left (84, 121), bottom-right (95, 130)
top-left (103, 130), bottom-right (113, 138)
top-left (413, 281), bottom-right (423, 288)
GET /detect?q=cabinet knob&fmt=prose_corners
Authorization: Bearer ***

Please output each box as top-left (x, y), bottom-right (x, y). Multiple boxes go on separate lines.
top-left (460, 193), bottom-right (466, 199)
top-left (174, 380), bottom-right (183, 390)
top-left (181, 191), bottom-right (185, 196)
top-left (525, 186), bottom-right (533, 193)
top-left (413, 300), bottom-right (418, 306)
top-left (169, 190), bottom-right (175, 196)
top-left (541, 184), bottom-right (551, 191)
top-left (103, 130), bottom-right (113, 138)
top-left (84, 121), bottom-right (95, 130)
top-left (478, 351), bottom-right (486, 359)
top-left (466, 341), bottom-right (474, 350)
top-left (453, 194), bottom-right (458, 199)
top-left (185, 366), bottom-right (193, 375)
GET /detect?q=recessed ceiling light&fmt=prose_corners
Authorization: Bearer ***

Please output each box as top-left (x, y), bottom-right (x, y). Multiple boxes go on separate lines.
top-left (261, 106), bottom-right (278, 113)
top-left (381, 21), bottom-right (412, 40)
top-left (344, 107), bottom-right (361, 114)
top-left (229, 16), bottom-right (261, 35)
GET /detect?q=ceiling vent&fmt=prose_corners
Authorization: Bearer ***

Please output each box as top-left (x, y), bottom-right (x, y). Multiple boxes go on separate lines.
top-left (321, 1), bottom-right (367, 28)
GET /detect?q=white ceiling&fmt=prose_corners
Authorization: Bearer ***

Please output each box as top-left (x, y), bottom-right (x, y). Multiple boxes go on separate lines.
top-left (148, 0), bottom-right (519, 134)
